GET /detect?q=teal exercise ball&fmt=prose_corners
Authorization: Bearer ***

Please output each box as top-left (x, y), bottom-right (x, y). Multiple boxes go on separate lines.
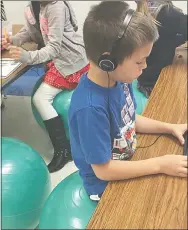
top-left (2, 137), bottom-right (51, 230)
top-left (132, 80), bottom-right (148, 115)
top-left (39, 171), bottom-right (97, 229)
top-left (31, 78), bottom-right (73, 139)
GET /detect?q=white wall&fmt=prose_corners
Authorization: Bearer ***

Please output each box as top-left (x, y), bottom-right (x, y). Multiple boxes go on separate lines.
top-left (3, 1), bottom-right (28, 24)
top-left (69, 1), bottom-right (101, 35)
top-left (172, 1), bottom-right (187, 14)
top-left (3, 1), bottom-right (187, 31)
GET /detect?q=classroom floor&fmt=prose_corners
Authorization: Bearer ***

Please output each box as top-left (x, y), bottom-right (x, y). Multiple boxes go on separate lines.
top-left (2, 95), bottom-right (78, 190)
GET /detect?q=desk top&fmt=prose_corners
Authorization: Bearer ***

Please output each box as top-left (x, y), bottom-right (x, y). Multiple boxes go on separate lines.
top-left (1, 25), bottom-right (37, 89)
top-left (87, 48), bottom-right (187, 229)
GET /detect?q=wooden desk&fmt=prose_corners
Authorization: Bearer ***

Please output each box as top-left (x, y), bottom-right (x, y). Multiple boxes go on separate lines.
top-left (1, 25), bottom-right (37, 89)
top-left (87, 48), bottom-right (187, 229)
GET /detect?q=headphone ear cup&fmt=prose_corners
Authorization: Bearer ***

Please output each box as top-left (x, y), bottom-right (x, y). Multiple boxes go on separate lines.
top-left (98, 54), bottom-right (117, 72)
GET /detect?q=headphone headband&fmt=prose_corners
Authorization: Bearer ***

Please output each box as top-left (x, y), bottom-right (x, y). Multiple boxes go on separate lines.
top-left (98, 9), bottom-right (135, 72)
top-left (117, 9), bottom-right (135, 40)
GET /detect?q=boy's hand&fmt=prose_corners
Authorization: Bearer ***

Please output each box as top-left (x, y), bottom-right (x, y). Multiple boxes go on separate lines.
top-left (169, 124), bottom-right (187, 145)
top-left (9, 46), bottom-right (24, 60)
top-left (158, 155), bottom-right (187, 178)
top-left (1, 34), bottom-right (12, 49)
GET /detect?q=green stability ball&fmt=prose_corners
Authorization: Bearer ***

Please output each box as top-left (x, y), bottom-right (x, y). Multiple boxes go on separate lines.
top-left (39, 171), bottom-right (97, 229)
top-left (132, 80), bottom-right (148, 115)
top-left (31, 77), bottom-right (74, 140)
top-left (2, 137), bottom-right (51, 230)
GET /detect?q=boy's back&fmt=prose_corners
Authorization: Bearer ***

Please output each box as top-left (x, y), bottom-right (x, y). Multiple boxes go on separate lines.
top-left (69, 74), bottom-right (137, 196)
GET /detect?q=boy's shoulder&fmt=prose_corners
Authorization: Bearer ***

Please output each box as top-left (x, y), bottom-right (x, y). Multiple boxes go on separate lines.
top-left (69, 74), bottom-right (109, 116)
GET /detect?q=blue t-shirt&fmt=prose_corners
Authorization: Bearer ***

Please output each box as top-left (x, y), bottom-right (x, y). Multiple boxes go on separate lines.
top-left (69, 74), bottom-right (137, 196)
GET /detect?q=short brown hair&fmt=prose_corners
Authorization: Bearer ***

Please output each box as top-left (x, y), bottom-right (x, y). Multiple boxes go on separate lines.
top-left (83, 1), bottom-right (159, 65)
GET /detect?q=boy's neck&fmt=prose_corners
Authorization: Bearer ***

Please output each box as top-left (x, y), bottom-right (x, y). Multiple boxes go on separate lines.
top-left (87, 62), bottom-right (116, 88)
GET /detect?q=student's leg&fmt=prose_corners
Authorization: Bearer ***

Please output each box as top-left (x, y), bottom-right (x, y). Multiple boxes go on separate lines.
top-left (33, 82), bottom-right (72, 173)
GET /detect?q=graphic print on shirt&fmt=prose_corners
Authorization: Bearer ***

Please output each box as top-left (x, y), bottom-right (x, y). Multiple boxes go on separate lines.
top-left (112, 84), bottom-right (137, 161)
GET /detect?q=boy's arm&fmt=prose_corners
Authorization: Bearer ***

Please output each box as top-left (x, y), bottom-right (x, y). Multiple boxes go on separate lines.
top-left (91, 114), bottom-right (187, 181)
top-left (92, 157), bottom-right (160, 181)
top-left (71, 107), bottom-right (187, 183)
top-left (135, 115), bottom-right (187, 144)
top-left (91, 153), bottom-right (187, 181)
top-left (135, 114), bottom-right (171, 134)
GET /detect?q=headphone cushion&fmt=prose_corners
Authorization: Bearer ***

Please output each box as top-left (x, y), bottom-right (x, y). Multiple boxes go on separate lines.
top-left (98, 54), bottom-right (117, 72)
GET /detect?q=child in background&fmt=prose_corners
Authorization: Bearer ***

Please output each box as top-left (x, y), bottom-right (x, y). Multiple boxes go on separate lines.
top-left (69, 1), bottom-right (187, 201)
top-left (2, 1), bottom-right (89, 173)
top-left (136, 0), bottom-right (187, 97)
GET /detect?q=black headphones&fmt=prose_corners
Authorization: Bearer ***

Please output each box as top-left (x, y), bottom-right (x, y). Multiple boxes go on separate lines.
top-left (98, 9), bottom-right (134, 72)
